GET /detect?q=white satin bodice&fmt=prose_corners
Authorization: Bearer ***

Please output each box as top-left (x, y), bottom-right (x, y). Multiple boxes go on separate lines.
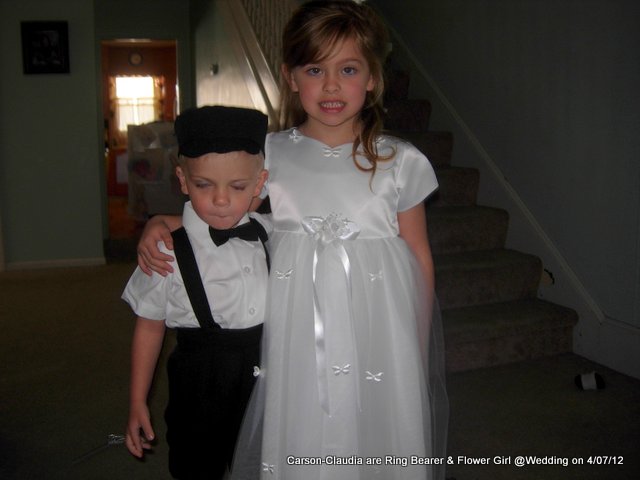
top-left (264, 128), bottom-right (438, 238)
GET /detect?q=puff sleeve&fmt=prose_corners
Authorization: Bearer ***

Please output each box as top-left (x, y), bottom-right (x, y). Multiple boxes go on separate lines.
top-left (395, 141), bottom-right (438, 212)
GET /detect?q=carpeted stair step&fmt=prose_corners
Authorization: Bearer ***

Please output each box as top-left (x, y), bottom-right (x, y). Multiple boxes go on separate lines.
top-left (383, 98), bottom-right (431, 132)
top-left (434, 249), bottom-right (542, 310)
top-left (442, 299), bottom-right (579, 372)
top-left (380, 61), bottom-right (579, 373)
top-left (430, 166), bottom-right (480, 207)
top-left (390, 130), bottom-right (453, 168)
top-left (427, 206), bottom-right (509, 255)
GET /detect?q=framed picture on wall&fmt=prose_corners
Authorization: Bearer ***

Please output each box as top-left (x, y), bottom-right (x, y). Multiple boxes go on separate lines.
top-left (21, 21), bottom-right (70, 74)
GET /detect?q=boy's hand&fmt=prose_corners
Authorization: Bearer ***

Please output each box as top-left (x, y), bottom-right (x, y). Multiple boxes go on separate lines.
top-left (137, 216), bottom-right (176, 276)
top-left (125, 404), bottom-right (155, 458)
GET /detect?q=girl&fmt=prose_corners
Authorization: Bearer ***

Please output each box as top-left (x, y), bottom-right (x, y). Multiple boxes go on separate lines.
top-left (139, 2), bottom-right (448, 478)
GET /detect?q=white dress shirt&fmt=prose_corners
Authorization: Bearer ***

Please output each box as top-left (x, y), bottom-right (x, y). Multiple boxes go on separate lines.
top-left (122, 201), bottom-right (270, 329)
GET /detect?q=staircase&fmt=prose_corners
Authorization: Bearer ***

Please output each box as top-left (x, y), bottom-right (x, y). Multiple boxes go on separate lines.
top-left (383, 68), bottom-right (578, 372)
top-left (233, 0), bottom-right (579, 374)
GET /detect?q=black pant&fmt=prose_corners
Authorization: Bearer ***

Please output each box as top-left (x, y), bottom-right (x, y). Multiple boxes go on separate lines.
top-left (165, 324), bottom-right (262, 480)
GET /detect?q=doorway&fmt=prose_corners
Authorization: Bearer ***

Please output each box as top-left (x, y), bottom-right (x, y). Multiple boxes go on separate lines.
top-left (101, 39), bottom-right (178, 259)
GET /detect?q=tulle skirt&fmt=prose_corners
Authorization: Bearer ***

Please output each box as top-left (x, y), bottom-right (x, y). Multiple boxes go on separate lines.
top-left (232, 231), bottom-right (448, 480)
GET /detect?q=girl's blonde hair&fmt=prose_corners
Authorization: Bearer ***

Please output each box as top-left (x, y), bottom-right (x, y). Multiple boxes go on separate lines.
top-left (280, 0), bottom-right (392, 175)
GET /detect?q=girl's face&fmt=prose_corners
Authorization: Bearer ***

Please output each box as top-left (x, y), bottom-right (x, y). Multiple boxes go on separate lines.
top-left (285, 36), bottom-right (375, 145)
top-left (176, 151), bottom-right (267, 230)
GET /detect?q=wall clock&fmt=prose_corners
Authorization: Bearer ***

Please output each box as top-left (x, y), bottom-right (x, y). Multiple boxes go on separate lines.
top-left (128, 52), bottom-right (143, 66)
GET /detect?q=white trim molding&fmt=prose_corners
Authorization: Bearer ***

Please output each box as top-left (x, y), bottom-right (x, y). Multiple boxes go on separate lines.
top-left (7, 257), bottom-right (106, 271)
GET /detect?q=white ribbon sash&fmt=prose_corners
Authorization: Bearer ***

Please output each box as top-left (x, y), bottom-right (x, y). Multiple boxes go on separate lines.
top-left (302, 215), bottom-right (360, 415)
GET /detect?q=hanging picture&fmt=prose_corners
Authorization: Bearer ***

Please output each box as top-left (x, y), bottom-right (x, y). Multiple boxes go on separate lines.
top-left (21, 21), bottom-right (70, 74)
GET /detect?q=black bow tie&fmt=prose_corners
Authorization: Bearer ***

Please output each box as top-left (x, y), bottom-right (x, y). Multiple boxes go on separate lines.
top-left (209, 221), bottom-right (259, 246)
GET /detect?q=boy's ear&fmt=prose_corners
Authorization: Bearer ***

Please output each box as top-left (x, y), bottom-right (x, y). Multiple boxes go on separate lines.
top-left (281, 64), bottom-right (298, 92)
top-left (253, 169), bottom-right (269, 197)
top-left (175, 166), bottom-right (189, 195)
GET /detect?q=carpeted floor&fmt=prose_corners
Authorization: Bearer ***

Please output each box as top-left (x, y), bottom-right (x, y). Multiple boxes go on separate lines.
top-left (1, 263), bottom-right (638, 479)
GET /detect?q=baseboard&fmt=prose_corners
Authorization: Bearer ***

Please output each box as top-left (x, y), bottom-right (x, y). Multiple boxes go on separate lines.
top-left (575, 317), bottom-right (640, 380)
top-left (7, 257), bottom-right (106, 271)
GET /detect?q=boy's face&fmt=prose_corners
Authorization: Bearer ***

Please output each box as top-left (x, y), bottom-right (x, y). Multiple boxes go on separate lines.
top-left (176, 151), bottom-right (268, 230)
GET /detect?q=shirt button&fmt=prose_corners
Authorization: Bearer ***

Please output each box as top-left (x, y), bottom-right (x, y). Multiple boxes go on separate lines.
top-left (249, 307), bottom-right (256, 315)
top-left (243, 266), bottom-right (251, 273)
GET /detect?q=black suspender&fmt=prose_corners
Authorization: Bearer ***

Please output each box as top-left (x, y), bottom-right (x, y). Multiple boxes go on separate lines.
top-left (171, 219), bottom-right (270, 329)
top-left (172, 227), bottom-right (218, 329)
top-left (251, 217), bottom-right (270, 271)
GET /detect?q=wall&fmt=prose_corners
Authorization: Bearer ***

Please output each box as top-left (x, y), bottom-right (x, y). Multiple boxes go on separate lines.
top-left (371, 0), bottom-right (640, 377)
top-left (192, 0), bottom-right (255, 109)
top-left (0, 0), bottom-right (104, 268)
top-left (94, 0), bottom-right (193, 112)
top-left (0, 0), bottom-right (193, 269)
top-left (95, 0), bottom-right (191, 236)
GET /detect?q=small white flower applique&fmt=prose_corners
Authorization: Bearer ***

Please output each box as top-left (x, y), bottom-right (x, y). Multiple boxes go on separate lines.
top-left (332, 364), bottom-right (351, 376)
top-left (368, 270), bottom-right (383, 282)
top-left (262, 462), bottom-right (275, 474)
top-left (275, 268), bottom-right (293, 280)
top-left (289, 129), bottom-right (302, 143)
top-left (366, 371), bottom-right (384, 383)
top-left (253, 366), bottom-right (261, 378)
top-left (323, 146), bottom-right (342, 157)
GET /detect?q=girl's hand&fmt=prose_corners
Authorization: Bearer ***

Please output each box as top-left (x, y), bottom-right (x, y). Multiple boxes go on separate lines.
top-left (137, 215), bottom-right (180, 276)
top-left (125, 403), bottom-right (155, 458)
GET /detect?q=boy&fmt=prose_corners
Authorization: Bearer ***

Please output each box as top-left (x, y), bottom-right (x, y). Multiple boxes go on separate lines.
top-left (122, 106), bottom-right (269, 479)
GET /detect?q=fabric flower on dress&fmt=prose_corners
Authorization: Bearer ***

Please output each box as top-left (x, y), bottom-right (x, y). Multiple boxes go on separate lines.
top-left (366, 371), bottom-right (384, 382)
top-left (275, 268), bottom-right (293, 279)
top-left (322, 146), bottom-right (342, 157)
top-left (302, 213), bottom-right (360, 244)
top-left (369, 270), bottom-right (383, 281)
top-left (332, 364), bottom-right (351, 375)
top-left (289, 129), bottom-right (302, 143)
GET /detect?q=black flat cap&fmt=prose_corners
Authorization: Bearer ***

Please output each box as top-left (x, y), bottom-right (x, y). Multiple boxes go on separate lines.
top-left (175, 105), bottom-right (268, 157)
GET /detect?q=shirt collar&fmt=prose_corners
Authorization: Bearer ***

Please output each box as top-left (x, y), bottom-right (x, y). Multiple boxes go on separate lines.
top-left (183, 201), bottom-right (250, 247)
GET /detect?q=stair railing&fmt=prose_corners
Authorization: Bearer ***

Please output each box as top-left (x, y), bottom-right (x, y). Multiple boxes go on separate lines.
top-left (227, 0), bottom-right (297, 130)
